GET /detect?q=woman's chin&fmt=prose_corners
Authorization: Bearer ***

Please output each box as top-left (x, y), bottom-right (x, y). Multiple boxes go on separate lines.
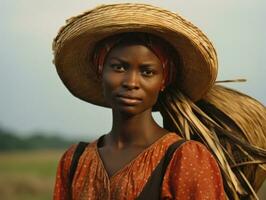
top-left (113, 104), bottom-right (149, 117)
top-left (116, 106), bottom-right (141, 116)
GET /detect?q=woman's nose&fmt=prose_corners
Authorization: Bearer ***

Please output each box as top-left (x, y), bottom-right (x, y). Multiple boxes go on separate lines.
top-left (122, 70), bottom-right (140, 90)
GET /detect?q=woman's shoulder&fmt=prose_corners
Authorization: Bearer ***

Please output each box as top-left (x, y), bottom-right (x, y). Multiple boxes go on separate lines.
top-left (165, 133), bottom-right (211, 155)
top-left (58, 139), bottom-right (98, 169)
top-left (173, 139), bottom-right (216, 161)
top-left (158, 134), bottom-right (216, 164)
top-left (168, 139), bottom-right (220, 173)
top-left (180, 140), bottom-right (212, 153)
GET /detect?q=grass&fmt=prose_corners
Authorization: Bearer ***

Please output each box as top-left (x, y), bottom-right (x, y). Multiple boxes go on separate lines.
top-left (0, 150), bottom-right (64, 200)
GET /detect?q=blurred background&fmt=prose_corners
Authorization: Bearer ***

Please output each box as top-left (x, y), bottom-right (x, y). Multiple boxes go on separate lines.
top-left (0, 0), bottom-right (265, 199)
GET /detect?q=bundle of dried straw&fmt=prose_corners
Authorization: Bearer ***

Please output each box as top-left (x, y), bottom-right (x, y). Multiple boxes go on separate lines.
top-left (159, 84), bottom-right (266, 200)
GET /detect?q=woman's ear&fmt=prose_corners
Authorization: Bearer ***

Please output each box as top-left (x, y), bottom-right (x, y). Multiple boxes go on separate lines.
top-left (97, 65), bottom-right (103, 80)
top-left (160, 80), bottom-right (165, 91)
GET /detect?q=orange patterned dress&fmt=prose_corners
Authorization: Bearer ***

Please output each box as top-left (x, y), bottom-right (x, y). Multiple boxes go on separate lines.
top-left (54, 133), bottom-right (226, 200)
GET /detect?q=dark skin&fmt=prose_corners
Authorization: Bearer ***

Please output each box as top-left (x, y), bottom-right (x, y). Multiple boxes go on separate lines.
top-left (98, 44), bottom-right (170, 178)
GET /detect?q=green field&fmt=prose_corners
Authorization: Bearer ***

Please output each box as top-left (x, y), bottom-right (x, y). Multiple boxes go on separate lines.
top-left (0, 150), bottom-right (64, 200)
top-left (0, 150), bottom-right (265, 200)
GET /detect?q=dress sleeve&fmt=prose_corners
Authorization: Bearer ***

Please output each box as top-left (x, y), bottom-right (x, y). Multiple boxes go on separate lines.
top-left (161, 141), bottom-right (226, 200)
top-left (53, 144), bottom-right (77, 200)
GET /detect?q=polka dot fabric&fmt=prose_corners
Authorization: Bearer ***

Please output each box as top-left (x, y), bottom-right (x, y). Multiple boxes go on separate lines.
top-left (53, 133), bottom-right (226, 200)
top-left (161, 141), bottom-right (225, 200)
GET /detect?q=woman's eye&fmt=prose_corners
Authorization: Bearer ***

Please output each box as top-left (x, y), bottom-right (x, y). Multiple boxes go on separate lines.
top-left (142, 69), bottom-right (154, 77)
top-left (110, 64), bottom-right (125, 72)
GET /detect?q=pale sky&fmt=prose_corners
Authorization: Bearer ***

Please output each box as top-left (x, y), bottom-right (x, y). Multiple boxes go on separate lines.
top-left (1, 0), bottom-right (265, 140)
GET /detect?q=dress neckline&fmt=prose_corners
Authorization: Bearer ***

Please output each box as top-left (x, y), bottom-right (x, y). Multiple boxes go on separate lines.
top-left (94, 132), bottom-right (177, 180)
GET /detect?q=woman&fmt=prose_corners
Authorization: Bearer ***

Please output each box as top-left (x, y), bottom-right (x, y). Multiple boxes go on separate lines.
top-left (53, 3), bottom-right (266, 200)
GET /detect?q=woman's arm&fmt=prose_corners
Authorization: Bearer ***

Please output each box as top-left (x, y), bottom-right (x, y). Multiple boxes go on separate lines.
top-left (53, 145), bottom-right (77, 200)
top-left (162, 141), bottom-right (226, 200)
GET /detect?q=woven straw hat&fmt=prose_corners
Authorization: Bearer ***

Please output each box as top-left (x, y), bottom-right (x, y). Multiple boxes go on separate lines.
top-left (53, 3), bottom-right (218, 107)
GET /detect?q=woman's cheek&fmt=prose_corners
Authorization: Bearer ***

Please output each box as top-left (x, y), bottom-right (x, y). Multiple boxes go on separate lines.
top-left (144, 80), bottom-right (162, 105)
top-left (103, 72), bottom-right (122, 90)
top-left (102, 72), bottom-right (121, 103)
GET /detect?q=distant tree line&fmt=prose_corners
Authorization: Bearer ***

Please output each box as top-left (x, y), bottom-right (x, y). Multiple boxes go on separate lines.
top-left (0, 127), bottom-right (78, 151)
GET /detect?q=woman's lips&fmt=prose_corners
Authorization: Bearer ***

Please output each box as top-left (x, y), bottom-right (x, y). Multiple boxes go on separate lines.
top-left (116, 95), bottom-right (142, 105)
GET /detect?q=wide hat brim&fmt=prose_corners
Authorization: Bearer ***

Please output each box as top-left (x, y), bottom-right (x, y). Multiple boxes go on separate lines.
top-left (53, 3), bottom-right (218, 108)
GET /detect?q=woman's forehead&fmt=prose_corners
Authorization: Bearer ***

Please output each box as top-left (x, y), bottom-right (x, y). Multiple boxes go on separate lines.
top-left (106, 44), bottom-right (162, 63)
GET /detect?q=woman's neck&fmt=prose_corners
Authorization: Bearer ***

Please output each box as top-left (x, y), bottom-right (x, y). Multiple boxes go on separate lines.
top-left (106, 109), bottom-right (167, 149)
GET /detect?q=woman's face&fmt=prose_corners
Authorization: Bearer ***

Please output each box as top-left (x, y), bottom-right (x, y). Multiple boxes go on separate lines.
top-left (102, 44), bottom-right (164, 115)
